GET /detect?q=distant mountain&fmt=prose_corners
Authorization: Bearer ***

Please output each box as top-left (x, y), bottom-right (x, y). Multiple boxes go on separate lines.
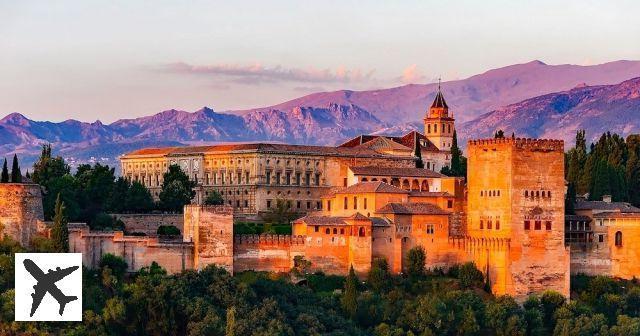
top-left (2, 60), bottom-right (640, 169)
top-left (460, 77), bottom-right (640, 145)
top-left (233, 60), bottom-right (640, 124)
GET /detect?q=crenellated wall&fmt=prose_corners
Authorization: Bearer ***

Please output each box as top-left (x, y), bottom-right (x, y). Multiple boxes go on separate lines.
top-left (233, 234), bottom-right (305, 273)
top-left (110, 213), bottom-right (184, 236)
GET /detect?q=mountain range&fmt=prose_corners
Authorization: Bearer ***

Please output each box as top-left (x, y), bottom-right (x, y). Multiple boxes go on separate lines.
top-left (2, 60), bottom-right (640, 169)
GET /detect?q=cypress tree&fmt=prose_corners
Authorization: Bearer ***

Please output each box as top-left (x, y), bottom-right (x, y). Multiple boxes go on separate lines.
top-left (225, 306), bottom-right (236, 336)
top-left (566, 183), bottom-right (576, 215)
top-left (11, 154), bottom-right (21, 183)
top-left (341, 265), bottom-right (359, 319)
top-left (0, 159), bottom-right (8, 183)
top-left (51, 193), bottom-right (69, 253)
top-left (414, 133), bottom-right (424, 168)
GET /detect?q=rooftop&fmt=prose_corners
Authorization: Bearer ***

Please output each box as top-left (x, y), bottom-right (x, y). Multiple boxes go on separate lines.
top-left (294, 213), bottom-right (390, 226)
top-left (350, 166), bottom-right (445, 178)
top-left (376, 202), bottom-right (449, 215)
top-left (574, 201), bottom-right (640, 213)
top-left (333, 181), bottom-right (409, 195)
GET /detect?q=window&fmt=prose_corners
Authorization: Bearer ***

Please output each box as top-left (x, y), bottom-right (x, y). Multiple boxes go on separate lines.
top-left (344, 197), bottom-right (348, 209)
top-left (266, 171), bottom-right (271, 184)
top-left (448, 124), bottom-right (451, 133)
top-left (548, 191), bottom-right (552, 198)
top-left (315, 173), bottom-right (320, 186)
top-left (245, 172), bottom-right (250, 183)
top-left (244, 200), bottom-right (248, 207)
top-left (296, 172), bottom-right (301, 185)
top-left (534, 220), bottom-right (541, 230)
top-left (480, 191), bottom-right (484, 197)
top-left (426, 224), bottom-right (434, 234)
top-left (325, 228), bottom-right (330, 234)
top-left (236, 200), bottom-right (240, 208)
top-left (267, 200), bottom-right (271, 208)
top-left (599, 234), bottom-right (604, 243)
top-left (545, 221), bottom-right (552, 230)
top-left (333, 228), bottom-right (337, 234)
top-left (358, 227), bottom-right (365, 237)
top-left (327, 200), bottom-right (331, 211)
top-left (364, 198), bottom-right (368, 210)
top-left (480, 220), bottom-right (484, 229)
top-left (353, 196), bottom-right (358, 209)
top-left (317, 201), bottom-right (322, 209)
top-left (428, 124), bottom-right (431, 133)
top-left (343, 177), bottom-right (347, 187)
top-left (314, 226), bottom-right (319, 232)
top-left (305, 173), bottom-right (310, 186)
top-left (434, 124), bottom-right (438, 133)
top-left (276, 172), bottom-right (281, 185)
top-left (447, 200), bottom-right (453, 208)
top-left (524, 220), bottom-right (531, 230)
top-left (286, 172), bottom-right (291, 185)
top-left (615, 231), bottom-right (622, 247)
top-left (307, 201), bottom-right (311, 209)
top-left (340, 228), bottom-right (345, 234)
top-left (487, 220), bottom-right (492, 230)
top-left (495, 220), bottom-right (500, 230)
top-left (525, 190), bottom-right (528, 197)
top-left (296, 201), bottom-right (301, 209)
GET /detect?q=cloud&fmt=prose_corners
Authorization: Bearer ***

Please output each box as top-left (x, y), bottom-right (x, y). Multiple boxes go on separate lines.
top-left (399, 64), bottom-right (426, 84)
top-left (163, 62), bottom-right (376, 84)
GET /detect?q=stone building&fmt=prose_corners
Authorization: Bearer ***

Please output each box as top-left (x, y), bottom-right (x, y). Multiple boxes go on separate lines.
top-left (119, 90), bottom-right (456, 220)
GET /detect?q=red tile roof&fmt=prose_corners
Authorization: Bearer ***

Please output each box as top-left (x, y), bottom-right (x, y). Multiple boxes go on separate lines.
top-left (350, 166), bottom-right (445, 178)
top-left (338, 131), bottom-right (443, 153)
top-left (376, 202), bottom-right (449, 215)
top-left (409, 191), bottom-right (454, 197)
top-left (333, 181), bottom-right (409, 195)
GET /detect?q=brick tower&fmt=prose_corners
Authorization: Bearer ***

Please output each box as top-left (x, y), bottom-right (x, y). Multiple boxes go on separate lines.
top-left (466, 138), bottom-right (570, 299)
top-left (424, 83), bottom-right (455, 151)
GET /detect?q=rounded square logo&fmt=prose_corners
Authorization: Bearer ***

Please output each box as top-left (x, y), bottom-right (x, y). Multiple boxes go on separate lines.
top-left (14, 253), bottom-right (83, 321)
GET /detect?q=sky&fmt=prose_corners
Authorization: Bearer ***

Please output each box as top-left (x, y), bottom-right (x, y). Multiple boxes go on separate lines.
top-left (1, 0), bottom-right (639, 123)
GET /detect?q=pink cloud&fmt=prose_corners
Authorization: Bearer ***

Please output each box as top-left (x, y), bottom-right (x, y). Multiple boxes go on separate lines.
top-left (400, 64), bottom-right (426, 84)
top-left (163, 62), bottom-right (376, 84)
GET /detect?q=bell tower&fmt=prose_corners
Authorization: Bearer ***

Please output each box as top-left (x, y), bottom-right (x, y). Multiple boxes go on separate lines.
top-left (424, 82), bottom-right (455, 151)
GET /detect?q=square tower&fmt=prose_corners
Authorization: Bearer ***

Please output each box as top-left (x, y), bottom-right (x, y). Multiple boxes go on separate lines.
top-left (467, 138), bottom-right (569, 299)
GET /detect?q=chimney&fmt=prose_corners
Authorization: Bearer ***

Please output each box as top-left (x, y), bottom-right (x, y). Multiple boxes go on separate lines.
top-left (602, 195), bottom-right (612, 203)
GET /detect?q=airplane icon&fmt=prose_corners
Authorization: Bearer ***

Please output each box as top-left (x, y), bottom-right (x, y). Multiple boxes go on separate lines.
top-left (23, 259), bottom-right (79, 317)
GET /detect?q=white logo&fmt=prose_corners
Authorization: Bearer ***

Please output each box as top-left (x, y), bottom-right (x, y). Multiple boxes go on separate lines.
top-left (14, 253), bottom-right (82, 321)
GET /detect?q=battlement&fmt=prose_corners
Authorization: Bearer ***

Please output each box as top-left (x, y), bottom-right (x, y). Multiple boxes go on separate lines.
top-left (234, 234), bottom-right (306, 245)
top-left (449, 236), bottom-right (511, 250)
top-left (467, 138), bottom-right (564, 152)
top-left (184, 204), bottom-right (233, 215)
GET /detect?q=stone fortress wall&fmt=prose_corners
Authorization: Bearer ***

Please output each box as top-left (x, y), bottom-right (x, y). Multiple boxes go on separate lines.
top-left (111, 213), bottom-right (184, 236)
top-left (0, 183), bottom-right (43, 247)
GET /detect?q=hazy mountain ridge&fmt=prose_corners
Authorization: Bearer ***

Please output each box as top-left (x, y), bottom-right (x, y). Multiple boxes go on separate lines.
top-left (460, 77), bottom-right (640, 144)
top-left (2, 60), bottom-right (640, 168)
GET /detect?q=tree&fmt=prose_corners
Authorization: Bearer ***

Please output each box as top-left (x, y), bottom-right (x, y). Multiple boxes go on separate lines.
top-left (367, 258), bottom-right (391, 292)
top-left (126, 181), bottom-right (154, 212)
top-left (10, 154), bottom-right (21, 183)
top-left (159, 164), bottom-right (196, 212)
top-left (106, 177), bottom-right (131, 213)
top-left (414, 133), bottom-right (424, 169)
top-left (494, 129), bottom-right (505, 138)
top-left (31, 144), bottom-right (70, 186)
top-left (51, 194), bottom-right (69, 253)
top-left (226, 306), bottom-right (236, 336)
top-left (341, 265), bottom-right (359, 319)
top-left (458, 262), bottom-right (484, 289)
top-left (406, 246), bottom-right (426, 277)
top-left (204, 190), bottom-right (224, 205)
top-left (75, 163), bottom-right (116, 222)
top-left (441, 130), bottom-right (467, 177)
top-left (263, 197), bottom-right (298, 224)
top-left (566, 182), bottom-right (576, 215)
top-left (157, 225), bottom-right (181, 236)
top-left (0, 159), bottom-right (8, 183)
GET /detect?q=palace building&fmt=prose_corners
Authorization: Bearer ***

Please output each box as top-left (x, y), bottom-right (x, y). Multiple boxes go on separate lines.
top-left (119, 89), bottom-right (456, 221)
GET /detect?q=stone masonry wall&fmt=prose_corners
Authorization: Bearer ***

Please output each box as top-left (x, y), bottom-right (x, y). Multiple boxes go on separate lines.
top-left (0, 183), bottom-right (43, 247)
top-left (183, 205), bottom-right (234, 273)
top-left (233, 234), bottom-right (305, 273)
top-left (111, 213), bottom-right (184, 236)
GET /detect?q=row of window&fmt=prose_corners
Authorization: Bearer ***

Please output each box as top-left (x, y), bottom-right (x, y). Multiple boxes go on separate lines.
top-left (479, 220), bottom-right (501, 230)
top-left (524, 190), bottom-right (552, 198)
top-left (426, 123), bottom-right (453, 134)
top-left (313, 226), bottom-right (366, 237)
top-left (480, 190), bottom-right (501, 197)
top-left (524, 220), bottom-right (552, 231)
top-left (266, 199), bottom-right (322, 210)
top-left (265, 171), bottom-right (321, 186)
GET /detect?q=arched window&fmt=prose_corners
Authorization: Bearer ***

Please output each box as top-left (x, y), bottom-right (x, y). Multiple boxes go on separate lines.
top-left (358, 227), bottom-right (366, 237)
top-left (353, 196), bottom-right (358, 209)
top-left (344, 197), bottom-right (348, 209)
top-left (325, 228), bottom-right (330, 234)
top-left (333, 228), bottom-right (337, 234)
top-left (428, 124), bottom-right (431, 133)
top-left (615, 231), bottom-right (623, 247)
top-left (361, 177), bottom-right (368, 182)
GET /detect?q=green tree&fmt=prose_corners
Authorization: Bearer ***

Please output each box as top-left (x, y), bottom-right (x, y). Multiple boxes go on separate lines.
top-left (406, 246), bottom-right (426, 278)
top-left (159, 164), bottom-right (196, 212)
top-left (157, 225), bottom-right (181, 236)
top-left (75, 163), bottom-right (116, 222)
top-left (226, 306), bottom-right (236, 336)
top-left (10, 154), bottom-right (21, 183)
top-left (204, 190), bottom-right (225, 205)
top-left (414, 133), bottom-right (424, 169)
top-left (32, 144), bottom-right (70, 186)
top-left (263, 197), bottom-right (298, 224)
top-left (367, 258), bottom-right (391, 292)
top-left (51, 193), bottom-right (69, 253)
top-left (341, 265), bottom-right (359, 319)
top-left (106, 177), bottom-right (131, 213)
top-left (565, 182), bottom-right (576, 215)
top-left (486, 295), bottom-right (526, 336)
top-left (0, 159), bottom-right (8, 183)
top-left (626, 135), bottom-right (640, 206)
top-left (126, 181), bottom-right (154, 212)
top-left (441, 130), bottom-right (467, 177)
top-left (458, 261), bottom-right (484, 289)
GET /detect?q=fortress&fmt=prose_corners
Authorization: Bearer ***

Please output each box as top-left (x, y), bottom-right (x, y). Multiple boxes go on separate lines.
top-left (2, 90), bottom-right (639, 300)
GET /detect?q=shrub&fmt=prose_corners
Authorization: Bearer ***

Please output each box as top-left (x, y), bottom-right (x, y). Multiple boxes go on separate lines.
top-left (157, 225), bottom-right (181, 236)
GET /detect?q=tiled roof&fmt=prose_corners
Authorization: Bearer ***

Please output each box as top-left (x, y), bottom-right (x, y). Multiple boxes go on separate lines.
top-left (574, 201), bottom-right (640, 213)
top-left (409, 191), bottom-right (454, 197)
top-left (593, 212), bottom-right (640, 219)
top-left (431, 90), bottom-right (449, 109)
top-left (350, 166), bottom-right (445, 178)
top-left (565, 215), bottom-right (592, 222)
top-left (334, 181), bottom-right (409, 194)
top-left (370, 217), bottom-right (392, 227)
top-left (294, 213), bottom-right (379, 226)
top-left (376, 202), bottom-right (449, 215)
top-left (124, 142), bottom-right (415, 158)
top-left (338, 131), bottom-right (442, 153)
